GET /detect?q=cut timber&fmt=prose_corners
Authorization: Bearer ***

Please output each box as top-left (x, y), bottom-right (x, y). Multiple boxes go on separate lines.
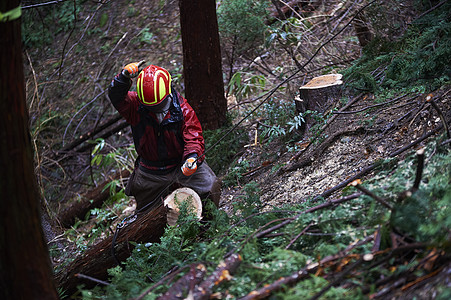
top-left (295, 74), bottom-right (343, 116)
top-left (55, 204), bottom-right (168, 296)
top-left (164, 187), bottom-right (202, 226)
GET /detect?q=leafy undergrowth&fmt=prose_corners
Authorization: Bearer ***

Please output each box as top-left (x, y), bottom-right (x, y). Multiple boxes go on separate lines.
top-left (76, 142), bottom-right (451, 299)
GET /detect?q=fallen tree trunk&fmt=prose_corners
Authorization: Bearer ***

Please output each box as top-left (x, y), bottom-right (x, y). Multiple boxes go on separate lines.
top-left (56, 204), bottom-right (168, 296)
top-left (58, 169), bottom-right (131, 227)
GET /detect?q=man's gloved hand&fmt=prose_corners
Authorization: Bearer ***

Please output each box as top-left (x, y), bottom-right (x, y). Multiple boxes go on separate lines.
top-left (122, 60), bottom-right (146, 78)
top-left (181, 156), bottom-right (197, 176)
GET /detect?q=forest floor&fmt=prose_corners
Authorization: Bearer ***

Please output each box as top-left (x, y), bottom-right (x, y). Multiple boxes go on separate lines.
top-left (22, 0), bottom-right (451, 298)
top-left (221, 87), bottom-right (451, 214)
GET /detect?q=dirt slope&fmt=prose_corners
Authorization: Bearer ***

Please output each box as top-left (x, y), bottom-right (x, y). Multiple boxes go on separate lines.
top-left (221, 88), bottom-right (451, 212)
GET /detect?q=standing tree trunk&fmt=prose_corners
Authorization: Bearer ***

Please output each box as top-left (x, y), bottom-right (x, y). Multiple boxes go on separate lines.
top-left (179, 0), bottom-right (227, 130)
top-left (0, 1), bottom-right (59, 299)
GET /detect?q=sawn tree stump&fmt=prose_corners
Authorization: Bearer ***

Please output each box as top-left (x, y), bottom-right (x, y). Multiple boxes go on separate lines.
top-left (295, 74), bottom-right (343, 118)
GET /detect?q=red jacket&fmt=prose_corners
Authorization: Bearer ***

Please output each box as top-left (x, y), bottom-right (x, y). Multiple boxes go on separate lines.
top-left (108, 73), bottom-right (204, 174)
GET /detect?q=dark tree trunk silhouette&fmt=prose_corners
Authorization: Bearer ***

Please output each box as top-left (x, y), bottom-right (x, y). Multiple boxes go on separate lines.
top-left (179, 0), bottom-right (227, 130)
top-left (0, 1), bottom-right (59, 299)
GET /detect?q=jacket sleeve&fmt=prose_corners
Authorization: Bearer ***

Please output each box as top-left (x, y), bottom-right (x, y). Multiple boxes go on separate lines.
top-left (179, 96), bottom-right (205, 163)
top-left (107, 73), bottom-right (140, 125)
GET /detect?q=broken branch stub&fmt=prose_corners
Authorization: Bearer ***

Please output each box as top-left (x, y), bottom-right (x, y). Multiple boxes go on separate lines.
top-left (295, 74), bottom-right (343, 118)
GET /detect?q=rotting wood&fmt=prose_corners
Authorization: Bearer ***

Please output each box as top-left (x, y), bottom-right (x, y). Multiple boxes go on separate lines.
top-left (56, 204), bottom-right (168, 296)
top-left (57, 169), bottom-right (130, 227)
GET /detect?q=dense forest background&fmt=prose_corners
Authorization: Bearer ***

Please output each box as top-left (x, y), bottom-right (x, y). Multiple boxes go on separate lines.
top-left (4, 0), bottom-right (451, 298)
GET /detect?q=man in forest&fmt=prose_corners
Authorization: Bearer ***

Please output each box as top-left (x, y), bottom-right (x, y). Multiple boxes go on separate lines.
top-left (107, 61), bottom-right (221, 214)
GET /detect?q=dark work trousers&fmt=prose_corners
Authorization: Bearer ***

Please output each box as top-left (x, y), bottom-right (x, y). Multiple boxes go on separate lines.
top-left (126, 161), bottom-right (220, 212)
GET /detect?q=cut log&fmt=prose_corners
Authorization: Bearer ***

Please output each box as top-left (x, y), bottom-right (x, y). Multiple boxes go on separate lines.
top-left (295, 74), bottom-right (343, 116)
top-left (56, 204), bottom-right (168, 296)
top-left (57, 169), bottom-right (131, 227)
top-left (191, 253), bottom-right (242, 300)
top-left (164, 187), bottom-right (202, 226)
top-left (157, 253), bottom-right (242, 300)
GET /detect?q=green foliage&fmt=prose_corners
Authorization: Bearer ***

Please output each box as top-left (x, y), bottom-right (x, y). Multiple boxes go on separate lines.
top-left (203, 114), bottom-right (247, 175)
top-left (99, 13), bottom-right (108, 28)
top-left (343, 2), bottom-right (451, 92)
top-left (137, 27), bottom-right (155, 45)
top-left (90, 139), bottom-right (136, 172)
top-left (22, 0), bottom-right (82, 49)
top-left (283, 275), bottom-right (364, 299)
top-left (223, 159), bottom-right (250, 187)
top-left (217, 0), bottom-right (271, 54)
top-left (79, 142), bottom-right (451, 298)
top-left (228, 71), bottom-right (267, 101)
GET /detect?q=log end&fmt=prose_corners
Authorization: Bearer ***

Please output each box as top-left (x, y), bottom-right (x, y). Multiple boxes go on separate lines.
top-left (164, 187), bottom-right (202, 226)
top-left (300, 74), bottom-right (343, 90)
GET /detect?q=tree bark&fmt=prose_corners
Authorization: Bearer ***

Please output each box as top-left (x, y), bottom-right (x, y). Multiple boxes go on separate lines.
top-left (354, 13), bottom-right (373, 48)
top-left (0, 1), bottom-right (59, 298)
top-left (179, 0), bottom-right (227, 130)
top-left (56, 204), bottom-right (168, 296)
top-left (58, 169), bottom-right (131, 227)
top-left (296, 74), bottom-right (343, 115)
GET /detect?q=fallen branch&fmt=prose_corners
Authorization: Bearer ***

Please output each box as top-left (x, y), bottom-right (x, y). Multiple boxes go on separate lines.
top-left (191, 253), bottom-right (243, 300)
top-left (427, 95), bottom-right (450, 139)
top-left (240, 242), bottom-right (426, 300)
top-left (57, 169), bottom-right (130, 227)
top-left (290, 93), bottom-right (364, 163)
top-left (350, 180), bottom-right (393, 210)
top-left (312, 124), bottom-right (444, 202)
top-left (412, 148), bottom-right (425, 191)
top-left (58, 114), bottom-right (123, 155)
top-left (157, 264), bottom-right (207, 300)
top-left (75, 120), bottom-right (129, 153)
top-left (239, 236), bottom-right (374, 300)
top-left (224, 193), bottom-right (361, 258)
top-left (278, 126), bottom-right (365, 175)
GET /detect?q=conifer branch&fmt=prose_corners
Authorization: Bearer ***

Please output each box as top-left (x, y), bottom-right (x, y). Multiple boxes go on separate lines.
top-left (350, 181), bottom-right (393, 209)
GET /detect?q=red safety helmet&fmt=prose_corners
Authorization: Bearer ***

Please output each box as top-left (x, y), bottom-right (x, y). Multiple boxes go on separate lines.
top-left (136, 65), bottom-right (172, 106)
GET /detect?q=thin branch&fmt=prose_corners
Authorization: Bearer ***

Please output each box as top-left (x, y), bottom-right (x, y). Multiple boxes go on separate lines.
top-left (285, 221), bottom-right (314, 250)
top-left (74, 273), bottom-right (109, 286)
top-left (350, 181), bottom-right (393, 210)
top-left (427, 96), bottom-right (450, 139)
top-left (333, 93), bottom-right (413, 115)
